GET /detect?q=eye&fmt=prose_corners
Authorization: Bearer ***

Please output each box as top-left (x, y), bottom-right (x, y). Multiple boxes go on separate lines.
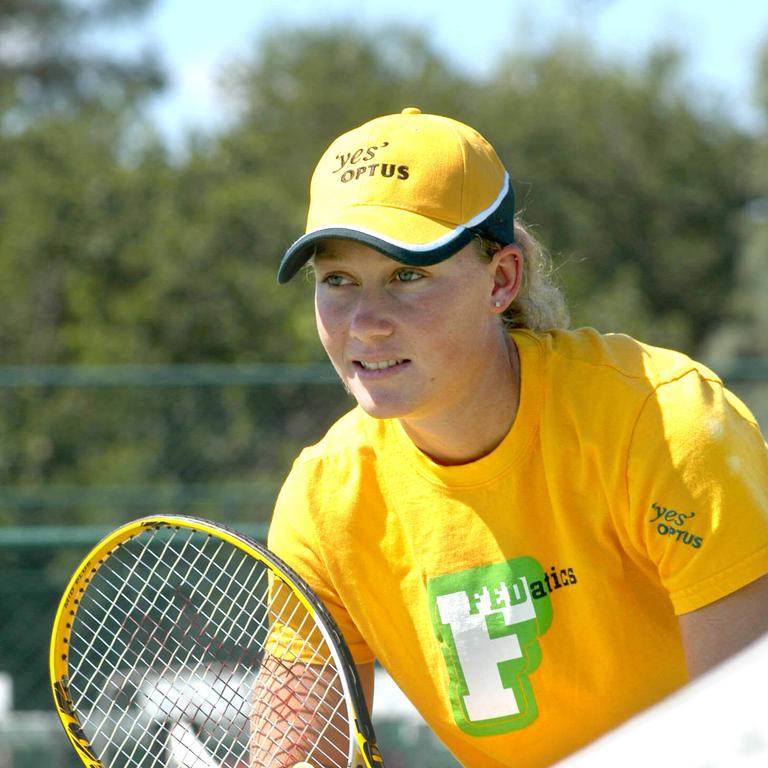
top-left (394, 269), bottom-right (424, 282)
top-left (320, 272), bottom-right (353, 287)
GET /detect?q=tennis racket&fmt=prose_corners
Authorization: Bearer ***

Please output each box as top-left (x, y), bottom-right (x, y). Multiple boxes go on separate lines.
top-left (49, 514), bottom-right (385, 768)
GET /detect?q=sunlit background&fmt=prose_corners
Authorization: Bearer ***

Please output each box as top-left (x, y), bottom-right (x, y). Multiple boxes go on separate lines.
top-left (1, 1), bottom-right (767, 766)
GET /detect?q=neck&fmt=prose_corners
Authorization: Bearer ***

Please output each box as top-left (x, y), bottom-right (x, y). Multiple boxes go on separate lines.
top-left (399, 335), bottom-right (520, 466)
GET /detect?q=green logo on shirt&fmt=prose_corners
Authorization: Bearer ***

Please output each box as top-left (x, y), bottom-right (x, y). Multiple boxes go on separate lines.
top-left (428, 557), bottom-right (552, 736)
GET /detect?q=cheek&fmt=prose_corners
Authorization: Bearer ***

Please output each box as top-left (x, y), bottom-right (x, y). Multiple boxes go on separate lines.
top-left (314, 300), bottom-right (341, 356)
top-left (424, 299), bottom-right (491, 358)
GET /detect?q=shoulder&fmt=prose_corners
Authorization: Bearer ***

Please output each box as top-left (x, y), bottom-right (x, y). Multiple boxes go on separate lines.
top-left (280, 405), bottom-right (390, 496)
top-left (293, 406), bottom-right (382, 467)
top-left (515, 326), bottom-right (723, 401)
top-left (511, 327), bottom-right (752, 458)
top-left (271, 407), bottom-right (395, 547)
top-left (527, 327), bottom-right (715, 383)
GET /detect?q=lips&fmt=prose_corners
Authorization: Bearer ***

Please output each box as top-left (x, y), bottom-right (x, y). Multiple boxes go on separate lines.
top-left (352, 357), bottom-right (411, 375)
top-left (358, 359), bottom-right (406, 370)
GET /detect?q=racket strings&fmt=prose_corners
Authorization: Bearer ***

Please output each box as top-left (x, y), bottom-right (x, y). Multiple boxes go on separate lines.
top-left (64, 524), bottom-right (355, 768)
top-left (249, 579), bottom-right (352, 767)
top-left (72, 539), bottom-right (191, 753)
top-left (153, 533), bottom-right (269, 762)
top-left (67, 528), bottom-right (266, 765)
top-left (250, 653), bottom-right (349, 766)
top-left (72, 531), bottom-right (258, 760)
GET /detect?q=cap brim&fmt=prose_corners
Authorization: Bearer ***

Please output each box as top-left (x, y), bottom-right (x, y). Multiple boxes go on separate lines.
top-left (277, 174), bottom-right (516, 283)
top-left (277, 205), bottom-right (475, 283)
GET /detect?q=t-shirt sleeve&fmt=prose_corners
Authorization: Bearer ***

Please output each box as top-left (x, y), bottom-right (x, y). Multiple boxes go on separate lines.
top-left (624, 368), bottom-right (768, 614)
top-left (267, 457), bottom-right (374, 664)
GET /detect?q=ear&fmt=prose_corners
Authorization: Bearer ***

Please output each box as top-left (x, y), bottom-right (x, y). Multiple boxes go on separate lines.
top-left (489, 245), bottom-right (523, 313)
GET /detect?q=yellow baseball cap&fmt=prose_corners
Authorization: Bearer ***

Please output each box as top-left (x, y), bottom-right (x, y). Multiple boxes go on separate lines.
top-left (277, 107), bottom-right (516, 283)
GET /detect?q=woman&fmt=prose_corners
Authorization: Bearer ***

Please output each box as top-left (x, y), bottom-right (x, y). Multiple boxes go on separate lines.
top-left (264, 107), bottom-right (768, 767)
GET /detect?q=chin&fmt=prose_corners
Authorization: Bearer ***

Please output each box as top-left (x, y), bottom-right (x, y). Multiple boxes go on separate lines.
top-left (356, 401), bottom-right (405, 420)
top-left (351, 389), bottom-right (412, 421)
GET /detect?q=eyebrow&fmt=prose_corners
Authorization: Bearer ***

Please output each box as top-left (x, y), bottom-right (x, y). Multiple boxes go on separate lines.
top-left (311, 245), bottom-right (349, 265)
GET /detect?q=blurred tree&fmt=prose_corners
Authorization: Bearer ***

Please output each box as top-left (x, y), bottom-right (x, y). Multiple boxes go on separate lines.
top-left (703, 35), bottom-right (768, 360)
top-left (473, 39), bottom-right (754, 355)
top-left (0, 0), bottom-right (163, 122)
top-left (746, 37), bottom-right (768, 354)
top-left (0, 107), bottom-right (169, 363)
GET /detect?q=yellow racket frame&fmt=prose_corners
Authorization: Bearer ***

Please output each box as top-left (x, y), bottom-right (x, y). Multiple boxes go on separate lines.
top-left (49, 514), bottom-right (383, 768)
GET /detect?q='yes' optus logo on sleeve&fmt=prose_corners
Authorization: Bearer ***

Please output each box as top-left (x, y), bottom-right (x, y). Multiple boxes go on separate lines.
top-left (649, 502), bottom-right (704, 549)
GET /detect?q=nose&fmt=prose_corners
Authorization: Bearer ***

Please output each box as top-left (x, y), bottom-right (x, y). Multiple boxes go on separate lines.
top-left (349, 288), bottom-right (395, 342)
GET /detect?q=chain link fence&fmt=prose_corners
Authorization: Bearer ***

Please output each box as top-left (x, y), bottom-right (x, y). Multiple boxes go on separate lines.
top-left (0, 361), bottom-right (765, 767)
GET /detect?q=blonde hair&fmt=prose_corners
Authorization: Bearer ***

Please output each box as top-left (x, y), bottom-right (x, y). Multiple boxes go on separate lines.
top-left (477, 220), bottom-right (570, 331)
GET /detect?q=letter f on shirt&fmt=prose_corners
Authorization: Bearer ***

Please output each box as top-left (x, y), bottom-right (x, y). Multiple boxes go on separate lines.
top-left (429, 557), bottom-right (552, 735)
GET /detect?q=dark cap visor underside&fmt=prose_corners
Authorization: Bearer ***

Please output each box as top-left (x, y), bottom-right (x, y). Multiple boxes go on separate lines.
top-left (276, 228), bottom-right (476, 284)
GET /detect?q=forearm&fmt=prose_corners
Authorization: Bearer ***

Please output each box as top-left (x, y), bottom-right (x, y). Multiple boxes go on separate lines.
top-left (249, 652), bottom-right (349, 768)
top-left (679, 573), bottom-right (768, 678)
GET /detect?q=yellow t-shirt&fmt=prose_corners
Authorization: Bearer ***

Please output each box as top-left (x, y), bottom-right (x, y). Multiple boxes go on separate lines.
top-left (267, 328), bottom-right (768, 768)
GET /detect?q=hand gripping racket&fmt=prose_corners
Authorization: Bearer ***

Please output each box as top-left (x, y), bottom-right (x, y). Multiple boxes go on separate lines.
top-left (49, 514), bottom-right (385, 768)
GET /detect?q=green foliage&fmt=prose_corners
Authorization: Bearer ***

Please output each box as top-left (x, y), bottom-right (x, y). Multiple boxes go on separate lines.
top-left (0, 108), bottom-right (167, 363)
top-left (756, 39), bottom-right (768, 121)
top-left (702, 36), bottom-right (768, 362)
top-left (473, 39), bottom-right (754, 351)
top-left (0, 375), bottom-right (350, 528)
